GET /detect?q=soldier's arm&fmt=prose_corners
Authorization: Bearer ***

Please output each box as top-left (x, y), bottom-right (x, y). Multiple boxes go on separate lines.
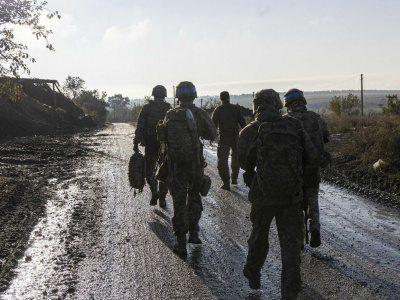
top-left (211, 107), bottom-right (219, 129)
top-left (134, 105), bottom-right (150, 144)
top-left (237, 106), bottom-right (247, 129)
top-left (299, 121), bottom-right (319, 166)
top-left (237, 123), bottom-right (258, 171)
top-left (200, 111), bottom-right (217, 141)
top-left (319, 117), bottom-right (331, 144)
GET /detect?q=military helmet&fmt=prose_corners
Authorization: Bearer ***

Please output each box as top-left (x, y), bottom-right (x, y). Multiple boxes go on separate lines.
top-left (152, 85), bottom-right (167, 98)
top-left (252, 89), bottom-right (283, 113)
top-left (284, 88), bottom-right (307, 107)
top-left (175, 81), bottom-right (197, 99)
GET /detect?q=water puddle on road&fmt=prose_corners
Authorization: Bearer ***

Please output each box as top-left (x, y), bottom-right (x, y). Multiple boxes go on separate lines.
top-left (2, 183), bottom-right (79, 299)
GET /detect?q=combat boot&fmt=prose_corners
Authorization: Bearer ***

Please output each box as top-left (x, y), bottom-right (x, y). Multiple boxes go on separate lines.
top-left (243, 266), bottom-right (261, 289)
top-left (231, 178), bottom-right (238, 185)
top-left (310, 229), bottom-right (321, 248)
top-left (158, 196), bottom-right (166, 208)
top-left (150, 191), bottom-right (159, 206)
top-left (220, 180), bottom-right (230, 191)
top-left (188, 230), bottom-right (202, 244)
top-left (173, 234), bottom-right (187, 255)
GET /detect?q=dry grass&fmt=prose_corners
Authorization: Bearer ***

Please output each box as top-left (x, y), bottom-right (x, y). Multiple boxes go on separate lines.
top-left (323, 114), bottom-right (400, 176)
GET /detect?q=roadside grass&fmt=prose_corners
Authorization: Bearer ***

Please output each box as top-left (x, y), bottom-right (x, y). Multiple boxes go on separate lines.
top-left (323, 114), bottom-right (400, 178)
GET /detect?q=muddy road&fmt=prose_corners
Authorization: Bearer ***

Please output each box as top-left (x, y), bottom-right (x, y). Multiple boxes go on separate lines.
top-left (1, 123), bottom-right (400, 299)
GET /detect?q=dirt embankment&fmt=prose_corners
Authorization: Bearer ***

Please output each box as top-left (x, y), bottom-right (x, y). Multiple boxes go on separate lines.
top-left (321, 135), bottom-right (400, 209)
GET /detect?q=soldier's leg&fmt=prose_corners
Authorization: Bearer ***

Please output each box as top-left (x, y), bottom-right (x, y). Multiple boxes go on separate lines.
top-left (169, 167), bottom-right (189, 254)
top-left (244, 205), bottom-right (275, 289)
top-left (230, 142), bottom-right (240, 184)
top-left (187, 166), bottom-right (204, 244)
top-left (158, 179), bottom-right (168, 208)
top-left (306, 186), bottom-right (321, 247)
top-left (145, 153), bottom-right (159, 205)
top-left (217, 142), bottom-right (231, 190)
top-left (275, 203), bottom-right (302, 300)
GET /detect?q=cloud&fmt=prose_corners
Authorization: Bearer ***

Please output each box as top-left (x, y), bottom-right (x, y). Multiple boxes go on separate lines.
top-left (51, 14), bottom-right (77, 38)
top-left (103, 19), bottom-right (151, 45)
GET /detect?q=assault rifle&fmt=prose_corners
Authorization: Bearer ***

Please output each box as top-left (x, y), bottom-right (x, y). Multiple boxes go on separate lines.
top-left (303, 188), bottom-right (309, 245)
top-left (150, 146), bottom-right (162, 182)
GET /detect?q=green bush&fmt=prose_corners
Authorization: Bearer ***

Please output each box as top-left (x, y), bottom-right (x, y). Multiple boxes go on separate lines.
top-left (328, 93), bottom-right (360, 116)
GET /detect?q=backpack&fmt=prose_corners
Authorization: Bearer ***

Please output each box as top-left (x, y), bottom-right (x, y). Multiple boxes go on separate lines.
top-left (166, 108), bottom-right (200, 163)
top-left (146, 101), bottom-right (171, 130)
top-left (256, 118), bottom-right (303, 200)
top-left (128, 152), bottom-right (146, 192)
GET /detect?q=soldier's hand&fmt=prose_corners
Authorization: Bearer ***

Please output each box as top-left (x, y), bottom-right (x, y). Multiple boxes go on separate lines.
top-left (133, 143), bottom-right (139, 153)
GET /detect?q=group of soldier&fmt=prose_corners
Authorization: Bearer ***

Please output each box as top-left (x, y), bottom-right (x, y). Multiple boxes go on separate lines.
top-left (133, 81), bottom-right (330, 300)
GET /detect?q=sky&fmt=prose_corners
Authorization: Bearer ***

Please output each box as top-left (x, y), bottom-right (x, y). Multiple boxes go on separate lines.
top-left (10, 0), bottom-right (400, 99)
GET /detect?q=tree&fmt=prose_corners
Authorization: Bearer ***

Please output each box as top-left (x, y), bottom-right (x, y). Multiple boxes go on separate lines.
top-left (0, 0), bottom-right (60, 100)
top-left (62, 76), bottom-right (86, 99)
top-left (328, 93), bottom-right (360, 116)
top-left (0, 0), bottom-right (60, 77)
top-left (107, 94), bottom-right (131, 122)
top-left (379, 94), bottom-right (400, 115)
top-left (74, 89), bottom-right (108, 125)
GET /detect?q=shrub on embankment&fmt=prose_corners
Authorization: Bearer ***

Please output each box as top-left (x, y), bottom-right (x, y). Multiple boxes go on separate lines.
top-left (323, 114), bottom-right (400, 178)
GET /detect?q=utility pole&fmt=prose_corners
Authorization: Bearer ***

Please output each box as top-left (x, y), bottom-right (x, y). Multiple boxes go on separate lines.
top-left (173, 86), bottom-right (176, 108)
top-left (201, 98), bottom-right (203, 108)
top-left (361, 74), bottom-right (364, 116)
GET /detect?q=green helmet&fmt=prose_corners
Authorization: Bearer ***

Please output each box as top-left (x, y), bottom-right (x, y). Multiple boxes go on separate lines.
top-left (152, 85), bottom-right (167, 98)
top-left (284, 88), bottom-right (307, 107)
top-left (253, 89), bottom-right (282, 113)
top-left (175, 81), bottom-right (197, 100)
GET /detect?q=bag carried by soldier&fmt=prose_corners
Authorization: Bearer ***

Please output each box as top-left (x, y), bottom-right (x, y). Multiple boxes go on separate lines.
top-left (128, 151), bottom-right (146, 193)
top-left (165, 108), bottom-right (201, 163)
top-left (256, 120), bottom-right (303, 201)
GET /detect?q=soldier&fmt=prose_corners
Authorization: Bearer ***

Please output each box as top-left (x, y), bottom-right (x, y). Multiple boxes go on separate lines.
top-left (238, 89), bottom-right (318, 299)
top-left (133, 85), bottom-right (172, 208)
top-left (163, 81), bottom-right (217, 255)
top-left (284, 88), bottom-right (331, 248)
top-left (211, 91), bottom-right (246, 190)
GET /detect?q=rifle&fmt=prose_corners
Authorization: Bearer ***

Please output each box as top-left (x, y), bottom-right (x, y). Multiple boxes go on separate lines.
top-left (303, 187), bottom-right (309, 245)
top-left (150, 146), bottom-right (163, 182)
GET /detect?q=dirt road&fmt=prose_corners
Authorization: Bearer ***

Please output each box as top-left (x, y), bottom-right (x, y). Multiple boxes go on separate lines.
top-left (1, 123), bottom-right (400, 299)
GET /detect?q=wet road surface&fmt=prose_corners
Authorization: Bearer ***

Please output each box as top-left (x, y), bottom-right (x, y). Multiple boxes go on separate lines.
top-left (1, 123), bottom-right (400, 299)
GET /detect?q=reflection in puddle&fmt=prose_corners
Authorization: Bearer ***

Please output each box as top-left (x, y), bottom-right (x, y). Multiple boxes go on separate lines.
top-left (2, 184), bottom-right (79, 299)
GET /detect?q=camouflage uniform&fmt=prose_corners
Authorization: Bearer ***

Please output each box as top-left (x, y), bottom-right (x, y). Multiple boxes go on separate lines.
top-left (212, 91), bottom-right (246, 189)
top-left (165, 101), bottom-right (217, 236)
top-left (134, 88), bottom-right (172, 205)
top-left (284, 88), bottom-right (331, 246)
top-left (164, 81), bottom-right (217, 254)
top-left (238, 89), bottom-right (318, 298)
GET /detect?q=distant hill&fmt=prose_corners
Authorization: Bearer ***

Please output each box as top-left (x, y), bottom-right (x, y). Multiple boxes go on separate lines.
top-left (130, 90), bottom-right (400, 114)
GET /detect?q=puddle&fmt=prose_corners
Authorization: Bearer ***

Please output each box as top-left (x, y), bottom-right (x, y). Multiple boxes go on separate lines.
top-left (2, 184), bottom-right (80, 299)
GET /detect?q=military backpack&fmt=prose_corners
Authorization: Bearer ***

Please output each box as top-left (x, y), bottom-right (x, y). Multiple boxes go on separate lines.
top-left (256, 118), bottom-right (303, 200)
top-left (165, 108), bottom-right (201, 163)
top-left (128, 151), bottom-right (146, 193)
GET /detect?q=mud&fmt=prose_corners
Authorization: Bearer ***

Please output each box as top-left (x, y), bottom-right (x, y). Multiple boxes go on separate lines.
top-left (0, 133), bottom-right (96, 293)
top-left (321, 135), bottom-right (400, 209)
top-left (0, 123), bottom-right (399, 299)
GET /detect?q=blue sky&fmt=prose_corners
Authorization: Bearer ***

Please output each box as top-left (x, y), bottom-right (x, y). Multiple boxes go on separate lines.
top-left (14, 0), bottom-right (400, 99)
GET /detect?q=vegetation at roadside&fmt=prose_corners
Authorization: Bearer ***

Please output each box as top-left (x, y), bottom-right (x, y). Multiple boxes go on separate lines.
top-left (324, 94), bottom-right (400, 178)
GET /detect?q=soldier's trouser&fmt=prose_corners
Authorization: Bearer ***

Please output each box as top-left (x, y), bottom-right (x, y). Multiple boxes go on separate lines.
top-left (145, 153), bottom-right (168, 198)
top-left (305, 187), bottom-right (320, 232)
top-left (168, 163), bottom-right (204, 235)
top-left (245, 203), bottom-right (302, 300)
top-left (217, 141), bottom-right (239, 183)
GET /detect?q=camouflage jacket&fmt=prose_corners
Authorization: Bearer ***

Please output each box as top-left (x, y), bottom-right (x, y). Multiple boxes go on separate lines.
top-left (164, 102), bottom-right (217, 141)
top-left (134, 100), bottom-right (171, 155)
top-left (238, 107), bottom-right (318, 205)
top-left (285, 105), bottom-right (331, 186)
top-left (211, 103), bottom-right (246, 144)
top-left (134, 100), bottom-right (171, 143)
